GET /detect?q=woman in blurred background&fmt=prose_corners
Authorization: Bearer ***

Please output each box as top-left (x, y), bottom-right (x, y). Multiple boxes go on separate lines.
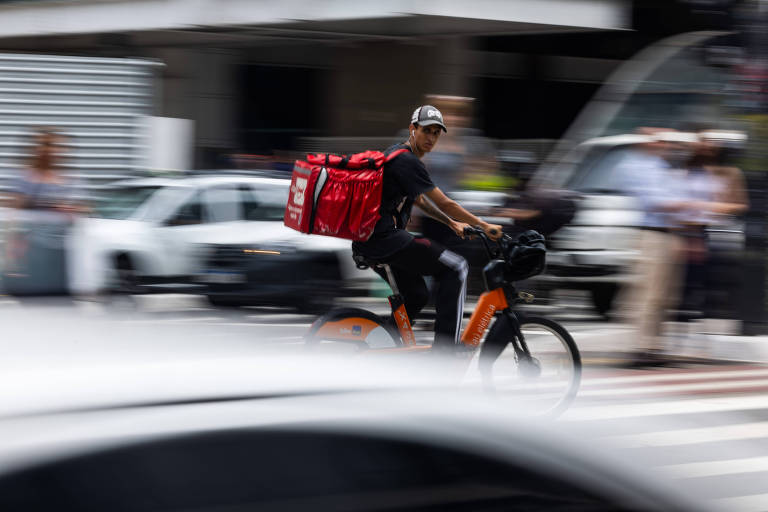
top-left (11, 128), bottom-right (79, 213)
top-left (678, 129), bottom-right (749, 324)
top-left (3, 127), bottom-right (83, 297)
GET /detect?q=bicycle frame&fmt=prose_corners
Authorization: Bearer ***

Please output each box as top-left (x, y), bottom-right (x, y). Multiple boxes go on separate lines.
top-left (387, 229), bottom-right (531, 357)
top-left (389, 284), bottom-right (517, 352)
top-left (313, 230), bottom-right (531, 355)
top-left (461, 288), bottom-right (508, 347)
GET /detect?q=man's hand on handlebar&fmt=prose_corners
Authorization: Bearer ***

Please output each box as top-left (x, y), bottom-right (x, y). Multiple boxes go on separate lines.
top-left (480, 222), bottom-right (503, 241)
top-left (462, 223), bottom-right (503, 241)
top-left (450, 221), bottom-right (473, 239)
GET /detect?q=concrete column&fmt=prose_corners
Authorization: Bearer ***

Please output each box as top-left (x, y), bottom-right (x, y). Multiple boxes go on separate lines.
top-left (147, 47), bottom-right (240, 166)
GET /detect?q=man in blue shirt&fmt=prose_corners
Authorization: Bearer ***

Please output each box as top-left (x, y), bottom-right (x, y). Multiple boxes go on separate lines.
top-left (619, 130), bottom-right (698, 365)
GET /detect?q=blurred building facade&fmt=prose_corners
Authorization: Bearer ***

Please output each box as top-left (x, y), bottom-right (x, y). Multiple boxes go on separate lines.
top-left (0, 0), bottom-right (638, 169)
top-left (2, 0), bottom-right (763, 333)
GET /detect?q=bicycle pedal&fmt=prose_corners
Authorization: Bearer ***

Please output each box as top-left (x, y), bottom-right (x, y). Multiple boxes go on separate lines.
top-left (518, 291), bottom-right (535, 303)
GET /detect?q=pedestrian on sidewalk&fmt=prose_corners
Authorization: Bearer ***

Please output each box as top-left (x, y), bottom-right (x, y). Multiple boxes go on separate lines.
top-left (676, 129), bottom-right (748, 324)
top-left (617, 128), bottom-right (700, 366)
top-left (3, 127), bottom-right (85, 298)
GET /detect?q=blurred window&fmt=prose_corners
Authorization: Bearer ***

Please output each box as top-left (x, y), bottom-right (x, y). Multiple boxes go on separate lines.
top-left (91, 186), bottom-right (160, 220)
top-left (204, 187), bottom-right (242, 222)
top-left (241, 183), bottom-right (289, 221)
top-left (166, 192), bottom-right (203, 226)
top-left (137, 186), bottom-right (190, 222)
top-left (566, 146), bottom-right (637, 193)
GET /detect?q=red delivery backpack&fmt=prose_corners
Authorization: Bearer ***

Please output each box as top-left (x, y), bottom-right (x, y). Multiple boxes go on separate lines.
top-left (284, 148), bottom-right (408, 241)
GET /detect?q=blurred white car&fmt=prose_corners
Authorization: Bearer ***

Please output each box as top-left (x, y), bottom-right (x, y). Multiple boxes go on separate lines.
top-left (0, 348), bottom-right (707, 511)
top-left (68, 174), bottom-right (365, 296)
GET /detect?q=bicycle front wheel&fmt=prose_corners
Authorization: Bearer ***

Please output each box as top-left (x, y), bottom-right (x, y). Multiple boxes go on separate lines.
top-left (479, 315), bottom-right (581, 418)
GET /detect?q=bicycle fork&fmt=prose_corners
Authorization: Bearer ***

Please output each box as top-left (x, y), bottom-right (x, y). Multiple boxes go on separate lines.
top-left (478, 310), bottom-right (533, 376)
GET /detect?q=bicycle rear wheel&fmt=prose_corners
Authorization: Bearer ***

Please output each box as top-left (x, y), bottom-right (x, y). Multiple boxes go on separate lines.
top-left (479, 315), bottom-right (581, 418)
top-left (305, 308), bottom-right (401, 353)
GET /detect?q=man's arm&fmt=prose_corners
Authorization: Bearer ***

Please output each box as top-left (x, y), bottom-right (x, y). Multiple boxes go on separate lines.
top-left (421, 186), bottom-right (502, 240)
top-left (414, 194), bottom-right (454, 225)
top-left (413, 194), bottom-right (469, 238)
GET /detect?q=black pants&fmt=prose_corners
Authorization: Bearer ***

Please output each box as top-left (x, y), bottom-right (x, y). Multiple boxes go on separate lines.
top-left (373, 238), bottom-right (468, 350)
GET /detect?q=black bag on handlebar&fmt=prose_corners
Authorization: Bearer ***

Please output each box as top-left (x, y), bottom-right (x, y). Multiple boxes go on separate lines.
top-left (503, 230), bottom-right (546, 281)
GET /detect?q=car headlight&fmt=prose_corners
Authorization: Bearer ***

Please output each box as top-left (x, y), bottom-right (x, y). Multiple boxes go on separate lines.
top-left (242, 240), bottom-right (298, 255)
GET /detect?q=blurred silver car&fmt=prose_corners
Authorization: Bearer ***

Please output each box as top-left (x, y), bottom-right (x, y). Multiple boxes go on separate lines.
top-left (0, 350), bottom-right (706, 511)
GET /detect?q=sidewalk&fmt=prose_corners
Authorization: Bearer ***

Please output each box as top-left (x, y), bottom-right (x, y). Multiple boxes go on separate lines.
top-left (565, 322), bottom-right (768, 366)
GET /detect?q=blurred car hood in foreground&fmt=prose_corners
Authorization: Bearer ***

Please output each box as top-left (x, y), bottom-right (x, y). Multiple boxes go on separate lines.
top-left (0, 352), bottom-right (709, 512)
top-left (0, 307), bottom-right (728, 511)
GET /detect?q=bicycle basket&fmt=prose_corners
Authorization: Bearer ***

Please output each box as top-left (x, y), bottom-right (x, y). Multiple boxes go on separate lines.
top-left (503, 230), bottom-right (546, 281)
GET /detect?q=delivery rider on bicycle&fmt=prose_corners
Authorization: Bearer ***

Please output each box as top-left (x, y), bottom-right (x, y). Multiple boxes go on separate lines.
top-left (352, 105), bottom-right (502, 355)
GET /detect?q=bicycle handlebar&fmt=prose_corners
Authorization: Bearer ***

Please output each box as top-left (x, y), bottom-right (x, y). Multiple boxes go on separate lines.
top-left (463, 225), bottom-right (513, 260)
top-left (463, 225), bottom-right (510, 241)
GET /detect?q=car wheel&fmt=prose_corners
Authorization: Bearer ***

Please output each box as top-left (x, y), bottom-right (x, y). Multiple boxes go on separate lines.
top-left (591, 283), bottom-right (619, 318)
top-left (112, 254), bottom-right (141, 295)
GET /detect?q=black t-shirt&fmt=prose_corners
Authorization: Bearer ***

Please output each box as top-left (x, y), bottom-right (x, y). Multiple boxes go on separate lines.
top-left (352, 143), bottom-right (435, 260)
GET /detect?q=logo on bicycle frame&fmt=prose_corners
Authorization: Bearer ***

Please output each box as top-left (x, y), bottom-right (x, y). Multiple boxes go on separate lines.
top-left (470, 305), bottom-right (496, 345)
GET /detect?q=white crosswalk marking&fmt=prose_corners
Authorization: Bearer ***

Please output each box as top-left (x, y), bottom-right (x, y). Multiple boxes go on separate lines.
top-left (567, 365), bottom-right (768, 510)
top-left (715, 494), bottom-right (768, 512)
top-left (565, 394), bottom-right (768, 421)
top-left (582, 368), bottom-right (768, 386)
top-left (579, 377), bottom-right (768, 397)
top-left (607, 421), bottom-right (768, 447)
top-left (659, 456), bottom-right (768, 479)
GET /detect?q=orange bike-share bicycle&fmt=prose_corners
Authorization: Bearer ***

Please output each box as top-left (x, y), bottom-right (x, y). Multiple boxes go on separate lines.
top-left (306, 227), bottom-right (582, 416)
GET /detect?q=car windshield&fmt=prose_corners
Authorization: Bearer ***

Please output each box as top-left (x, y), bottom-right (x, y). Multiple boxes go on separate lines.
top-left (91, 186), bottom-right (161, 220)
top-left (565, 145), bottom-right (639, 193)
top-left (244, 184), bottom-right (289, 221)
